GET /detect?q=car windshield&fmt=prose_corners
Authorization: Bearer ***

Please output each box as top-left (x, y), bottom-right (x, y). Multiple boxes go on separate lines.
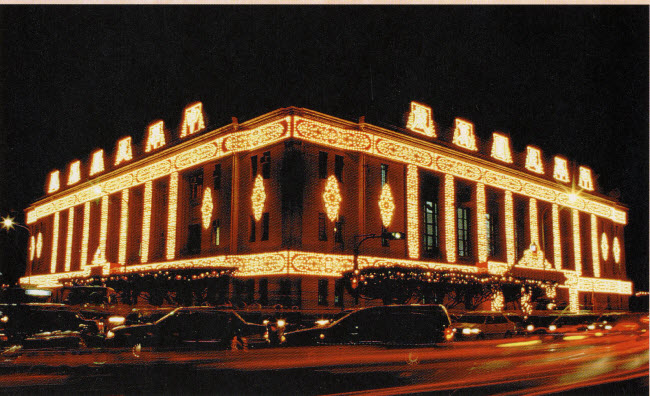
top-left (459, 315), bottom-right (486, 324)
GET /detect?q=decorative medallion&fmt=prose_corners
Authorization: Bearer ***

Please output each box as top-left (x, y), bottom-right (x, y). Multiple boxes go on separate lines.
top-left (322, 175), bottom-right (342, 221)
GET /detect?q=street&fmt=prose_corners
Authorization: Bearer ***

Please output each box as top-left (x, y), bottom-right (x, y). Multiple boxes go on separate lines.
top-left (0, 332), bottom-right (647, 395)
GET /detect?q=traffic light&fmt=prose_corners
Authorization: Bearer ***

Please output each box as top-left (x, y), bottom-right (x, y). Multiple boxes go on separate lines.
top-left (381, 230), bottom-right (405, 240)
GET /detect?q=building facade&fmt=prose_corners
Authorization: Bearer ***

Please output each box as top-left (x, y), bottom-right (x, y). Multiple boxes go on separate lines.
top-left (21, 102), bottom-right (632, 313)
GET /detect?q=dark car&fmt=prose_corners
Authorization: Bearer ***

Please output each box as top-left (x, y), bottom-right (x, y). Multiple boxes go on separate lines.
top-left (453, 312), bottom-right (518, 340)
top-left (283, 305), bottom-right (454, 346)
top-left (0, 303), bottom-right (102, 348)
top-left (105, 307), bottom-right (265, 349)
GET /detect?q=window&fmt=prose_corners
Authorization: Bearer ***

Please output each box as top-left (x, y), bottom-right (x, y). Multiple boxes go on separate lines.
top-left (213, 164), bottom-right (221, 190)
top-left (381, 226), bottom-right (389, 247)
top-left (279, 279), bottom-right (292, 308)
top-left (318, 151), bottom-right (328, 179)
top-left (487, 199), bottom-right (500, 258)
top-left (259, 278), bottom-right (268, 306)
top-left (515, 200), bottom-right (526, 260)
top-left (251, 155), bottom-right (258, 180)
top-left (245, 279), bottom-right (255, 304)
top-left (334, 216), bottom-right (344, 244)
top-left (212, 219), bottom-right (220, 246)
top-left (261, 151), bottom-right (271, 179)
top-left (261, 212), bottom-right (269, 241)
top-left (334, 279), bottom-right (344, 307)
top-left (318, 213), bottom-right (327, 241)
top-left (318, 279), bottom-right (329, 306)
top-left (187, 224), bottom-right (201, 255)
top-left (335, 155), bottom-right (344, 182)
top-left (189, 172), bottom-right (203, 203)
top-left (381, 164), bottom-right (389, 186)
top-left (423, 200), bottom-right (439, 255)
top-left (249, 216), bottom-right (256, 242)
top-left (457, 207), bottom-right (470, 257)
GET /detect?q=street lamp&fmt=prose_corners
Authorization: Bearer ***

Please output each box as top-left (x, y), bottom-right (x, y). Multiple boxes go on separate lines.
top-left (351, 230), bottom-right (405, 304)
top-left (1, 216), bottom-right (32, 285)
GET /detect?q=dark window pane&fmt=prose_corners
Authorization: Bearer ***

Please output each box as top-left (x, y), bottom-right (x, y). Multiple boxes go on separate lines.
top-left (187, 224), bottom-right (201, 255)
top-left (213, 164), bottom-right (221, 190)
top-left (249, 216), bottom-right (256, 242)
top-left (251, 155), bottom-right (258, 180)
top-left (318, 279), bottom-right (328, 306)
top-left (318, 151), bottom-right (328, 179)
top-left (319, 213), bottom-right (327, 241)
top-left (381, 164), bottom-right (388, 186)
top-left (261, 151), bottom-right (271, 179)
top-left (335, 155), bottom-right (344, 182)
top-left (261, 213), bottom-right (269, 241)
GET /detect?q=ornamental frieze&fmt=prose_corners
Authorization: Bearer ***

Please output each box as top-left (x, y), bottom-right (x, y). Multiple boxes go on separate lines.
top-left (484, 170), bottom-right (523, 192)
top-left (104, 173), bottom-right (134, 194)
top-left (232, 253), bottom-right (287, 275)
top-left (523, 183), bottom-right (557, 202)
top-left (55, 194), bottom-right (78, 211)
top-left (223, 122), bottom-right (287, 153)
top-left (175, 141), bottom-right (218, 170)
top-left (291, 253), bottom-right (352, 275)
top-left (436, 156), bottom-right (482, 181)
top-left (295, 119), bottom-right (373, 151)
top-left (586, 201), bottom-right (612, 218)
top-left (375, 138), bottom-right (434, 167)
top-left (136, 159), bottom-right (172, 183)
top-left (557, 193), bottom-right (586, 210)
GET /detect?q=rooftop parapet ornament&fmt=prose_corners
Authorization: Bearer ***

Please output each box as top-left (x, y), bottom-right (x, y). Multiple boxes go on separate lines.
top-left (578, 166), bottom-right (594, 191)
top-left (490, 132), bottom-right (513, 163)
top-left (145, 121), bottom-right (166, 153)
top-left (181, 102), bottom-right (206, 138)
top-left (452, 118), bottom-right (477, 151)
top-left (48, 170), bottom-right (60, 193)
top-left (114, 137), bottom-right (133, 166)
top-left (67, 160), bottom-right (81, 185)
top-left (553, 156), bottom-right (569, 183)
top-left (525, 146), bottom-right (544, 174)
top-left (406, 101), bottom-right (436, 137)
top-left (89, 149), bottom-right (105, 176)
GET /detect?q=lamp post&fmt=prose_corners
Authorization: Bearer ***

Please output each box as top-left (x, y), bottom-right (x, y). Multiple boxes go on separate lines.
top-left (351, 230), bottom-right (405, 305)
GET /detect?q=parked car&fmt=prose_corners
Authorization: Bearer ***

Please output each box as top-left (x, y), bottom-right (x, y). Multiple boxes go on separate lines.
top-left (588, 312), bottom-right (649, 335)
top-left (0, 303), bottom-right (102, 348)
top-left (105, 307), bottom-right (265, 349)
top-left (453, 312), bottom-right (518, 340)
top-left (520, 315), bottom-right (557, 335)
top-left (547, 314), bottom-right (599, 335)
top-left (283, 305), bottom-right (454, 346)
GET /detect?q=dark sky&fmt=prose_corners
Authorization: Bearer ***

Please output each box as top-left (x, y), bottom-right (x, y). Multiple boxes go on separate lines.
top-left (0, 6), bottom-right (647, 289)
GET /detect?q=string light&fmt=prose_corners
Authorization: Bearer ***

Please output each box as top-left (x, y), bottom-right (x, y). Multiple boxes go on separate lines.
top-left (202, 186), bottom-right (213, 229)
top-left (578, 166), bottom-right (594, 191)
top-left (525, 146), bottom-right (544, 174)
top-left (553, 156), bottom-right (569, 183)
top-left (114, 137), bottom-right (133, 166)
top-left (323, 175), bottom-right (342, 222)
top-left (80, 202), bottom-right (90, 267)
top-left (378, 183), bottom-right (395, 228)
top-left (529, 198), bottom-right (539, 249)
top-left (490, 132), bottom-right (513, 163)
top-left (180, 102), bottom-right (206, 138)
top-left (67, 160), bottom-right (81, 186)
top-left (452, 118), bottom-right (477, 151)
top-left (89, 149), bottom-right (105, 177)
top-left (612, 237), bottom-right (621, 264)
top-left (491, 289), bottom-right (504, 312)
top-left (118, 189), bottom-right (129, 265)
top-left (36, 232), bottom-right (43, 259)
top-left (476, 183), bottom-right (488, 263)
top-left (568, 289), bottom-right (579, 312)
top-left (601, 232), bottom-right (609, 261)
top-left (590, 214), bottom-right (600, 277)
top-left (51, 212), bottom-right (60, 273)
top-left (520, 288), bottom-right (533, 316)
top-left (444, 175), bottom-right (456, 263)
top-left (48, 170), bottom-right (60, 193)
top-left (504, 191), bottom-right (515, 266)
top-left (552, 204), bottom-right (561, 270)
top-left (145, 121), bottom-right (166, 153)
top-left (29, 235), bottom-right (35, 261)
top-left (28, 115), bottom-right (626, 226)
top-left (572, 209), bottom-right (581, 276)
top-left (251, 174), bottom-right (266, 221)
top-left (406, 164), bottom-right (419, 259)
top-left (166, 172), bottom-right (178, 260)
top-left (64, 207), bottom-right (74, 272)
top-left (140, 181), bottom-right (152, 263)
top-left (405, 101), bottom-right (436, 137)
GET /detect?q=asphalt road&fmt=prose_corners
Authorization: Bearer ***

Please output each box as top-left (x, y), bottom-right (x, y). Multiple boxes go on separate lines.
top-left (0, 333), bottom-right (647, 395)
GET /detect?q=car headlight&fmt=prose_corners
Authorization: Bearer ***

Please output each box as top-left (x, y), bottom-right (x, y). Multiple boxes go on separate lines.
top-left (549, 325), bottom-right (557, 331)
top-left (526, 324), bottom-right (534, 332)
top-left (277, 319), bottom-right (286, 328)
top-left (462, 328), bottom-right (471, 335)
top-left (106, 330), bottom-right (115, 339)
top-left (470, 328), bottom-right (481, 334)
top-left (587, 324), bottom-right (595, 330)
top-left (108, 316), bottom-right (125, 325)
top-left (604, 325), bottom-right (612, 330)
top-left (0, 316), bottom-right (8, 323)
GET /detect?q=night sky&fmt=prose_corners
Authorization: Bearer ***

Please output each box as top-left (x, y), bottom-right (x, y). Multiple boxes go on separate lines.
top-left (0, 6), bottom-right (647, 290)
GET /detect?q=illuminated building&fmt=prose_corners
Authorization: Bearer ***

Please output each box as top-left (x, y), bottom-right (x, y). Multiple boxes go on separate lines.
top-left (21, 101), bottom-right (632, 312)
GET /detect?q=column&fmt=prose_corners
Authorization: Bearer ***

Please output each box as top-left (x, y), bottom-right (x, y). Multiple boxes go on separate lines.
top-left (141, 181), bottom-right (153, 263)
top-left (444, 174), bottom-right (456, 263)
top-left (529, 198), bottom-right (539, 249)
top-left (80, 202), bottom-right (90, 267)
top-left (591, 214), bottom-right (600, 277)
top-left (64, 207), bottom-right (74, 272)
top-left (99, 195), bottom-right (109, 262)
top-left (406, 164), bottom-right (419, 259)
top-left (572, 209), bottom-right (581, 276)
top-left (118, 189), bottom-right (129, 265)
top-left (229, 157), bottom-right (238, 255)
top-left (552, 204), bottom-right (561, 269)
top-left (504, 191), bottom-right (515, 266)
top-left (569, 288), bottom-right (579, 312)
top-left (476, 182), bottom-right (487, 263)
top-left (167, 172), bottom-right (178, 260)
top-left (50, 211), bottom-right (60, 273)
